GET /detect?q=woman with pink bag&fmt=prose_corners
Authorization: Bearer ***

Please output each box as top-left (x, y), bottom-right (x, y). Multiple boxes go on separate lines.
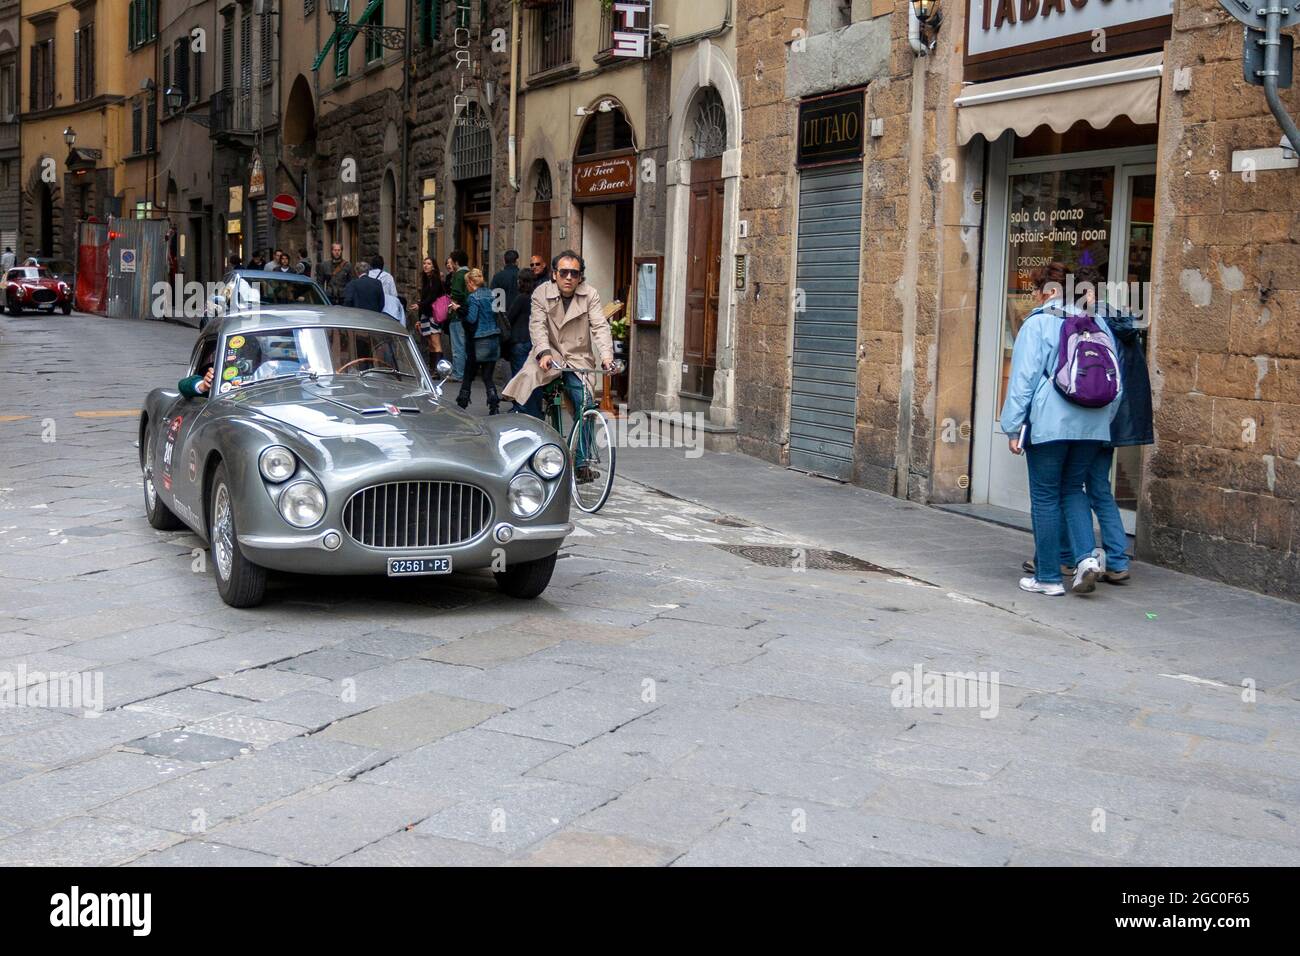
top-left (416, 256), bottom-right (449, 375)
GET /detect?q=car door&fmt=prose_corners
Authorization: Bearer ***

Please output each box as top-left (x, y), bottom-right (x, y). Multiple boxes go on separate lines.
top-left (156, 335), bottom-right (219, 530)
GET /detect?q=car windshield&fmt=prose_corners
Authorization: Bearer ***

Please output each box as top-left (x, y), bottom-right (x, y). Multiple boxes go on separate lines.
top-left (235, 276), bottom-right (327, 306)
top-left (10, 268), bottom-right (52, 281)
top-left (215, 326), bottom-right (426, 395)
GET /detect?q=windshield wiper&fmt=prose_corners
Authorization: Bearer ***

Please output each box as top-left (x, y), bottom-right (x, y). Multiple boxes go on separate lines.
top-left (358, 367), bottom-right (417, 381)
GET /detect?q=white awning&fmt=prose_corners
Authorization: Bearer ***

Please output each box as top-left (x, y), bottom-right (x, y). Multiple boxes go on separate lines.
top-left (955, 53), bottom-right (1163, 146)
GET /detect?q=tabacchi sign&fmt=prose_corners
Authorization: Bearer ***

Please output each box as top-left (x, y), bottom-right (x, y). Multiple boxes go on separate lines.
top-left (965, 0), bottom-right (1172, 80)
top-left (611, 1), bottom-right (653, 59)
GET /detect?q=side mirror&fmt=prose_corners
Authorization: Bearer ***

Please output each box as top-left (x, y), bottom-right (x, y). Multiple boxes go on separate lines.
top-left (433, 359), bottom-right (452, 399)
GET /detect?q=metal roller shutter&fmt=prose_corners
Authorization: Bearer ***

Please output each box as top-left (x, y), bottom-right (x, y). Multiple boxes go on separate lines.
top-left (788, 164), bottom-right (862, 480)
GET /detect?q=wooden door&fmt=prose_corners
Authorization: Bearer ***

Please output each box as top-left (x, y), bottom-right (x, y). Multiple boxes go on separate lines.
top-left (683, 157), bottom-right (724, 396)
top-left (532, 201), bottom-right (552, 262)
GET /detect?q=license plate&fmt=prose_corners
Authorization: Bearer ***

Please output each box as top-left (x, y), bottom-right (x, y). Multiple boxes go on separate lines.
top-left (387, 556), bottom-right (452, 577)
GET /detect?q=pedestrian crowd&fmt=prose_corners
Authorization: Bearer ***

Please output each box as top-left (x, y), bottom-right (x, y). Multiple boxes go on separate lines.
top-left (998, 259), bottom-right (1154, 598)
top-left (300, 244), bottom-right (613, 421)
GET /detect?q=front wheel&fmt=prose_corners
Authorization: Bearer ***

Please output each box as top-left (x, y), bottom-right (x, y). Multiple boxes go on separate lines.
top-left (7, 302), bottom-right (20, 316)
top-left (61, 302), bottom-right (72, 315)
top-left (210, 463), bottom-right (267, 607)
top-left (569, 407), bottom-right (615, 514)
top-left (494, 551), bottom-right (557, 599)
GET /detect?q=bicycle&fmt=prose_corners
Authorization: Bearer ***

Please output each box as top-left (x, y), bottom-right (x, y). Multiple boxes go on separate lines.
top-left (543, 359), bottom-right (625, 514)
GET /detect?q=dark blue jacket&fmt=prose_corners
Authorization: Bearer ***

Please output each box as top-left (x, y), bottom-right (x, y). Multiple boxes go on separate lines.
top-left (1098, 305), bottom-right (1153, 447)
top-left (342, 273), bottom-right (385, 314)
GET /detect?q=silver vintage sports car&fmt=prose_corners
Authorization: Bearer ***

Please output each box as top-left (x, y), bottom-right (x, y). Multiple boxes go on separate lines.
top-left (139, 306), bottom-right (573, 607)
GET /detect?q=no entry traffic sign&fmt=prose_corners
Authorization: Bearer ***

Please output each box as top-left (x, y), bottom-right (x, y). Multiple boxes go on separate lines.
top-left (271, 194), bottom-right (298, 222)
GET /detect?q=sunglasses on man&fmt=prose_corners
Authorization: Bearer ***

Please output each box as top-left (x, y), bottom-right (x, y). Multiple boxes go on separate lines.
top-left (555, 268), bottom-right (583, 279)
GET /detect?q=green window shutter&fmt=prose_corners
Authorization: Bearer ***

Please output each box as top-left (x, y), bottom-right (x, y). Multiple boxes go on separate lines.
top-left (128, 2), bottom-right (136, 51)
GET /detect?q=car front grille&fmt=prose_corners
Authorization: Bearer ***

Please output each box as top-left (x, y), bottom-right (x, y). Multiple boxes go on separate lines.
top-left (342, 481), bottom-right (493, 549)
top-left (30, 289), bottom-right (56, 303)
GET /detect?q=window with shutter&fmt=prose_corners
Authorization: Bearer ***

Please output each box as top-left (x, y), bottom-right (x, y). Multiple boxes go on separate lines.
top-left (261, 10), bottom-right (273, 84)
top-left (147, 95), bottom-right (157, 151)
top-left (46, 39), bottom-right (54, 110)
top-left (28, 45), bottom-right (37, 110)
top-left (85, 24), bottom-right (95, 99)
top-left (175, 39), bottom-right (190, 107)
top-left (132, 101), bottom-right (143, 154)
top-left (74, 29), bottom-right (82, 102)
top-left (128, 2), bottom-right (136, 51)
top-left (162, 49), bottom-right (170, 110)
top-left (193, 48), bottom-right (202, 102)
top-left (240, 7), bottom-right (251, 93)
top-left (366, 1), bottom-right (385, 64)
top-left (221, 14), bottom-right (234, 93)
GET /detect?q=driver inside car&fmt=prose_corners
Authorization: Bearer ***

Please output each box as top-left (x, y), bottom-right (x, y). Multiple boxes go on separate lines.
top-left (178, 365), bottom-right (215, 398)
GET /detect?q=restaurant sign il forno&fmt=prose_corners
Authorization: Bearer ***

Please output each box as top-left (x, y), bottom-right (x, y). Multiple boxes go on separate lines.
top-left (796, 90), bottom-right (865, 169)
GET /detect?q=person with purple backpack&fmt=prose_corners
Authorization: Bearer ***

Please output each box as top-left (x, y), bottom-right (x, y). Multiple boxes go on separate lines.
top-left (999, 261), bottom-right (1122, 597)
top-left (1021, 266), bottom-right (1153, 585)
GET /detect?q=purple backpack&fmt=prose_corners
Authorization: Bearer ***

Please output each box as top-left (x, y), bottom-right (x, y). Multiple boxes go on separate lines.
top-left (1050, 309), bottom-right (1122, 408)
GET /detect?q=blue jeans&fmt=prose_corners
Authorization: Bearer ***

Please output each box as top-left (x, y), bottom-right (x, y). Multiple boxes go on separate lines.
top-left (449, 320), bottom-right (467, 378)
top-left (1025, 439), bottom-right (1103, 583)
top-left (1053, 445), bottom-right (1131, 572)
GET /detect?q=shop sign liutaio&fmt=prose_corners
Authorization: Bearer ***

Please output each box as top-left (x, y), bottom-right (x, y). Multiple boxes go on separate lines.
top-left (966, 0), bottom-right (1173, 79)
top-left (573, 156), bottom-right (637, 203)
top-left (249, 153), bottom-right (266, 198)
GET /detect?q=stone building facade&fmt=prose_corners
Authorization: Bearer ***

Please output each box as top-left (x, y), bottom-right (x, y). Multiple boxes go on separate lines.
top-left (731, 0), bottom-right (1300, 600)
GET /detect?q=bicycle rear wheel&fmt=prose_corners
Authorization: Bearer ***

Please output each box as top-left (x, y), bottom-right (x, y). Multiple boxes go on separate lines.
top-left (569, 407), bottom-right (615, 513)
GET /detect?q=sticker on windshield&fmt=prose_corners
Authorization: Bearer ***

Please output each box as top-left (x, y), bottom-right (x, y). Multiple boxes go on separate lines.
top-left (229, 335), bottom-right (246, 348)
top-left (225, 351), bottom-right (237, 361)
top-left (222, 367), bottom-right (238, 381)
top-left (219, 382), bottom-right (232, 394)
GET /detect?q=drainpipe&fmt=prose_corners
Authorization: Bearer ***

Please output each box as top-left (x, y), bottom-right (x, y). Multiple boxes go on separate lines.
top-left (508, 0), bottom-right (519, 191)
top-left (908, 3), bottom-right (924, 57)
top-left (1261, 7), bottom-right (1300, 155)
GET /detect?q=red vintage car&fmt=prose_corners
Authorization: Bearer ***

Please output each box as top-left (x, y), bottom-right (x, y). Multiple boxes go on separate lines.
top-left (3, 266), bottom-right (73, 316)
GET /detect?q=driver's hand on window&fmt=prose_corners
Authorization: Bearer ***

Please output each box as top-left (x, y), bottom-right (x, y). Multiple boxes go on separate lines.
top-left (197, 368), bottom-right (215, 395)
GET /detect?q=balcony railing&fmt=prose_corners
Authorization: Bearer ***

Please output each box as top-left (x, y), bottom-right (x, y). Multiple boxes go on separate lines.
top-left (209, 88), bottom-right (252, 137)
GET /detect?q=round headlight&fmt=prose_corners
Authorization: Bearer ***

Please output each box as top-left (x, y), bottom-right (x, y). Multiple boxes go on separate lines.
top-left (259, 445), bottom-right (297, 482)
top-left (531, 443), bottom-right (565, 479)
top-left (279, 481), bottom-right (325, 527)
top-left (508, 474), bottom-right (546, 518)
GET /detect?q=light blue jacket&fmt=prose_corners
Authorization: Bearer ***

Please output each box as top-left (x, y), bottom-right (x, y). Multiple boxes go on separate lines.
top-left (998, 301), bottom-right (1120, 445)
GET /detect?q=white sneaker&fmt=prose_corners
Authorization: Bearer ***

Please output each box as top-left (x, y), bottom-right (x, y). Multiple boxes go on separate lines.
top-left (1019, 577), bottom-right (1065, 596)
top-left (1091, 547), bottom-right (1107, 573)
top-left (1072, 556), bottom-right (1101, 594)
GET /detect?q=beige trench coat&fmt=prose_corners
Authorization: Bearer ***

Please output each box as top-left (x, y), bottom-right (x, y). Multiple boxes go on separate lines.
top-left (502, 280), bottom-right (614, 405)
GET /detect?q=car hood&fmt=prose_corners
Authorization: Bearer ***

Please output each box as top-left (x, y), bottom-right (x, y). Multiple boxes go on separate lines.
top-left (225, 377), bottom-right (480, 435)
top-left (14, 278), bottom-right (63, 289)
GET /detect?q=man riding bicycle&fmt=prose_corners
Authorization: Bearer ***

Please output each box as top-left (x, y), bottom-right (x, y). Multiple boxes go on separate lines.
top-left (502, 250), bottom-right (614, 482)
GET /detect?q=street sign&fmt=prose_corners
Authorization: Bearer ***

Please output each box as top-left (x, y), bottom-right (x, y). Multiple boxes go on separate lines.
top-left (1245, 27), bottom-right (1294, 87)
top-left (119, 249), bottom-right (137, 273)
top-left (1218, 0), bottom-right (1300, 29)
top-left (271, 194), bottom-right (298, 222)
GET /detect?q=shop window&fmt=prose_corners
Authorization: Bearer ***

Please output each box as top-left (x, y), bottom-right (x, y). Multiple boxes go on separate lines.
top-left (529, 0), bottom-right (574, 77)
top-left (453, 102), bottom-right (492, 180)
top-left (576, 104), bottom-right (634, 157)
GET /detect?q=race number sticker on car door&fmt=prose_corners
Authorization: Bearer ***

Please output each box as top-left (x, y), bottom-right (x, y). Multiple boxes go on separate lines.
top-left (161, 416), bottom-right (183, 491)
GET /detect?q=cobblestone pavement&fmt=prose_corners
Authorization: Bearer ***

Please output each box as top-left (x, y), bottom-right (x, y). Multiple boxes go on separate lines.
top-left (0, 311), bottom-right (1297, 866)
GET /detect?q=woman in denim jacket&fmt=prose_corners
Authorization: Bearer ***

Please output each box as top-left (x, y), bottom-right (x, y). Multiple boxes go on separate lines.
top-left (456, 268), bottom-right (502, 414)
top-left (999, 261), bottom-right (1121, 597)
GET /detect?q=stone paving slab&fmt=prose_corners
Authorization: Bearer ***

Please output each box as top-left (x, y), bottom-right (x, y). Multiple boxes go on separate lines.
top-left (1, 313), bottom-right (1298, 866)
top-left (207, 782), bottom-right (432, 866)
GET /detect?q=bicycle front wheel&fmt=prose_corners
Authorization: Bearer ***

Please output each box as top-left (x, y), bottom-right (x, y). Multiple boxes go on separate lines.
top-left (569, 407), bottom-right (616, 513)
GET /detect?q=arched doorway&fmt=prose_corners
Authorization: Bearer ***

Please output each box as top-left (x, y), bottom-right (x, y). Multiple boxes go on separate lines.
top-left (531, 161), bottom-right (553, 263)
top-left (682, 86), bottom-right (727, 399)
top-left (452, 102), bottom-right (492, 274)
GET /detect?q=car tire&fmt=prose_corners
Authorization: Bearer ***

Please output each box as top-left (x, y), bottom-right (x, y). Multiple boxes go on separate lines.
top-left (210, 463), bottom-right (267, 608)
top-left (61, 302), bottom-right (72, 315)
top-left (493, 551), bottom-right (557, 599)
top-left (142, 429), bottom-right (185, 530)
top-left (7, 302), bottom-right (20, 316)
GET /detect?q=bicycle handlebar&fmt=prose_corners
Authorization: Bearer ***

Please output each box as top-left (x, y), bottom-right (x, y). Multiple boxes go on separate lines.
top-left (550, 359), bottom-right (626, 375)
